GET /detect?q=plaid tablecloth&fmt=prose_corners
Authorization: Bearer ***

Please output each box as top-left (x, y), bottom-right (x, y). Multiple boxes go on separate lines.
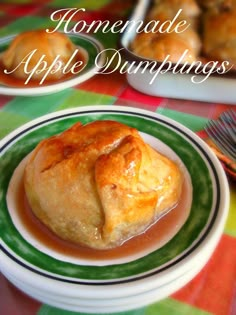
top-left (0, 1), bottom-right (236, 315)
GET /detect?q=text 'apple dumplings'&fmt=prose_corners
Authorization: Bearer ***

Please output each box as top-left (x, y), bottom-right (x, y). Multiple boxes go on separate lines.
top-left (1, 30), bottom-right (80, 82)
top-left (24, 120), bottom-right (183, 250)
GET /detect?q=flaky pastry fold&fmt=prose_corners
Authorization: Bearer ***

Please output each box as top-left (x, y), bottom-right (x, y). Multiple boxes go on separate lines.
top-left (24, 120), bottom-right (183, 249)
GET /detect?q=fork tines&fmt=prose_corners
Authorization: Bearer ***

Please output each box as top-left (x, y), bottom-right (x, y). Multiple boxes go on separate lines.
top-left (205, 109), bottom-right (236, 162)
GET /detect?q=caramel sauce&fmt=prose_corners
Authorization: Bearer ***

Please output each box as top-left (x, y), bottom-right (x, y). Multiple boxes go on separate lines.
top-left (0, 50), bottom-right (86, 88)
top-left (15, 173), bottom-right (191, 262)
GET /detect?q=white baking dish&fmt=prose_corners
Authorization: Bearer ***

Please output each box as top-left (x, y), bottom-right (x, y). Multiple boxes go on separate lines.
top-left (120, 0), bottom-right (236, 104)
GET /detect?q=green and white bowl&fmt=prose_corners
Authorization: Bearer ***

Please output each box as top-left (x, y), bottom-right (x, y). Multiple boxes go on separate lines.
top-left (0, 106), bottom-right (230, 313)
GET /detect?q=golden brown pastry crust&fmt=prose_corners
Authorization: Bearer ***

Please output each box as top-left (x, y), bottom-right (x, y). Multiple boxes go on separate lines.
top-left (197, 0), bottom-right (234, 11)
top-left (152, 0), bottom-right (201, 19)
top-left (24, 120), bottom-right (183, 249)
top-left (132, 0), bottom-right (201, 63)
top-left (2, 30), bottom-right (77, 81)
top-left (131, 29), bottom-right (200, 63)
top-left (148, 0), bottom-right (201, 28)
top-left (131, 0), bottom-right (236, 65)
top-left (202, 10), bottom-right (236, 63)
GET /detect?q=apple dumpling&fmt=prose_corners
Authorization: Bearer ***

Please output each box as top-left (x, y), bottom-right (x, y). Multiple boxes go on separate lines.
top-left (24, 120), bottom-right (183, 249)
top-left (2, 30), bottom-right (78, 81)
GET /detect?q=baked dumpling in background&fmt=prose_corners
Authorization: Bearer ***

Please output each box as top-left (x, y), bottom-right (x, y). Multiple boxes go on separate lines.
top-left (131, 0), bottom-right (236, 65)
top-left (148, 0), bottom-right (201, 28)
top-left (2, 30), bottom-right (77, 81)
top-left (197, 0), bottom-right (235, 11)
top-left (202, 9), bottom-right (236, 63)
top-left (24, 120), bottom-right (183, 250)
top-left (132, 0), bottom-right (201, 63)
top-left (131, 23), bottom-right (201, 63)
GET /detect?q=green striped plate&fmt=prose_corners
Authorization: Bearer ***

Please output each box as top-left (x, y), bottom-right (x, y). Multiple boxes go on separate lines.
top-left (0, 33), bottom-right (104, 96)
top-left (0, 106), bottom-right (229, 297)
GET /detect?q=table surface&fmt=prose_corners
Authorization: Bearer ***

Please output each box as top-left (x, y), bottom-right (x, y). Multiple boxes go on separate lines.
top-left (0, 1), bottom-right (236, 315)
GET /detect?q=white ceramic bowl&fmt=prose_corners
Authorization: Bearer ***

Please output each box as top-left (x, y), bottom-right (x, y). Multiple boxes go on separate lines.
top-left (0, 106), bottom-right (230, 313)
top-left (0, 33), bottom-right (104, 96)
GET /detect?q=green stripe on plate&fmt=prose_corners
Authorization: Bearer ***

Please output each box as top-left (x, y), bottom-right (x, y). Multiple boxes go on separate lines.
top-left (0, 111), bottom-right (213, 280)
top-left (157, 108), bottom-right (208, 133)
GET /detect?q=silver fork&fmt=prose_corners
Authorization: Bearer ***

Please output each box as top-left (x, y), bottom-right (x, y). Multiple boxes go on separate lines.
top-left (204, 109), bottom-right (236, 162)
